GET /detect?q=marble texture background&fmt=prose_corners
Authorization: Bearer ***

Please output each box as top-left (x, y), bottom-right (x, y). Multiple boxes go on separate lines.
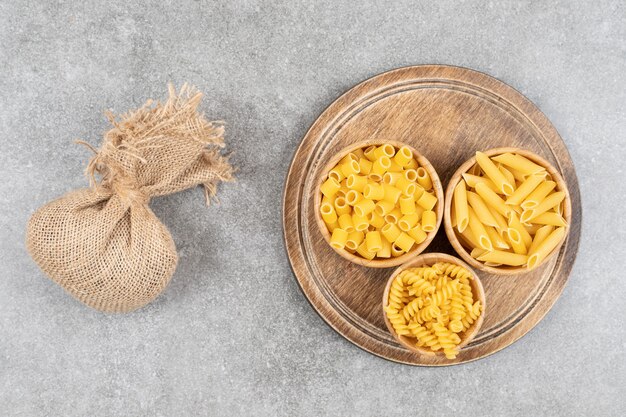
top-left (1, 1), bottom-right (624, 416)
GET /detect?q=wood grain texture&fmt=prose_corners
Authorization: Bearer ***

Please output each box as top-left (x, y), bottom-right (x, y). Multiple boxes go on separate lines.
top-left (313, 140), bottom-right (444, 268)
top-left (282, 65), bottom-right (582, 366)
top-left (444, 147), bottom-right (572, 275)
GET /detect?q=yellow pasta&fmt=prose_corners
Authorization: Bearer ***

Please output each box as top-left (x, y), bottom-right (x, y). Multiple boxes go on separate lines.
top-left (453, 180), bottom-right (469, 232)
top-left (451, 151), bottom-right (569, 270)
top-left (475, 151), bottom-right (514, 195)
top-left (353, 198), bottom-right (375, 217)
top-left (365, 231), bottom-right (383, 252)
top-left (320, 177), bottom-right (341, 198)
top-left (377, 236), bottom-right (392, 258)
top-left (398, 213), bottom-right (419, 232)
top-left (330, 228), bottom-right (348, 249)
top-left (399, 196), bottom-right (416, 215)
top-left (337, 213), bottom-right (354, 232)
top-left (407, 225), bottom-right (427, 244)
top-left (346, 174), bottom-right (367, 192)
top-left (393, 146), bottom-right (413, 167)
top-left (527, 225), bottom-right (553, 255)
top-left (374, 200), bottom-right (395, 217)
top-left (381, 223), bottom-right (402, 242)
top-left (363, 182), bottom-right (385, 200)
top-left (385, 262), bottom-right (483, 359)
top-left (368, 211), bottom-right (385, 229)
top-left (527, 227), bottom-right (566, 270)
top-left (467, 206), bottom-right (492, 251)
top-left (492, 152), bottom-right (545, 175)
top-left (352, 213), bottom-right (369, 232)
top-left (477, 250), bottom-right (528, 266)
top-left (334, 197), bottom-right (351, 216)
top-left (466, 191), bottom-right (498, 228)
top-left (358, 158), bottom-right (372, 175)
top-left (320, 143), bottom-right (439, 260)
top-left (521, 181), bottom-right (556, 209)
top-left (505, 173), bottom-right (545, 206)
top-left (320, 202), bottom-right (338, 225)
top-left (345, 231), bottom-right (364, 250)
top-left (416, 167), bottom-right (432, 190)
top-left (394, 232), bottom-right (415, 253)
top-left (416, 190), bottom-right (437, 211)
top-left (372, 156), bottom-right (391, 175)
top-left (421, 210), bottom-right (437, 232)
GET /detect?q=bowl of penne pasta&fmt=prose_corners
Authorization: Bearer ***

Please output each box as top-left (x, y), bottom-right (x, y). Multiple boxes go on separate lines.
top-left (382, 253), bottom-right (485, 360)
top-left (315, 140), bottom-right (444, 268)
top-left (444, 148), bottom-right (571, 274)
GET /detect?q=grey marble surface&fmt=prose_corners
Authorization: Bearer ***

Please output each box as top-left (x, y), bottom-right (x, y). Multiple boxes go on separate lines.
top-left (1, 1), bottom-right (624, 416)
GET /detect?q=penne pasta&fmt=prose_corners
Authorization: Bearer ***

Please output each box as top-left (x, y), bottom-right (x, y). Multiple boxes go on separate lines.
top-left (462, 173), bottom-right (500, 193)
top-left (520, 191), bottom-right (565, 223)
top-left (486, 226), bottom-right (509, 249)
top-left (475, 182), bottom-right (511, 217)
top-left (527, 227), bottom-right (566, 270)
top-left (530, 212), bottom-right (568, 227)
top-left (467, 190), bottom-right (498, 227)
top-left (467, 206), bottom-right (493, 251)
top-left (521, 181), bottom-right (556, 209)
top-left (508, 212), bottom-right (532, 248)
top-left (477, 250), bottom-right (528, 267)
top-left (453, 180), bottom-right (469, 232)
top-left (505, 173), bottom-right (545, 206)
top-left (475, 151), bottom-right (514, 195)
top-left (498, 164), bottom-right (516, 188)
top-left (470, 247), bottom-right (487, 258)
top-left (527, 225), bottom-right (554, 255)
top-left (492, 152), bottom-right (545, 175)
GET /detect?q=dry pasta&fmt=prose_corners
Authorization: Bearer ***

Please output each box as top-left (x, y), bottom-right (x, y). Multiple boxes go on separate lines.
top-left (385, 261), bottom-right (483, 359)
top-left (451, 151), bottom-right (568, 270)
top-left (320, 143), bottom-right (439, 260)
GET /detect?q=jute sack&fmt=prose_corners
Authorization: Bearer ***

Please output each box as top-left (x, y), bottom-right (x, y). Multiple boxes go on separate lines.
top-left (26, 84), bottom-right (233, 312)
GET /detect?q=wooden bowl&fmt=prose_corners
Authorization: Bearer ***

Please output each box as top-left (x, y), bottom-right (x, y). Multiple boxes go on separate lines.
top-left (382, 252), bottom-right (486, 357)
top-left (444, 147), bottom-right (572, 275)
top-left (314, 140), bottom-right (444, 268)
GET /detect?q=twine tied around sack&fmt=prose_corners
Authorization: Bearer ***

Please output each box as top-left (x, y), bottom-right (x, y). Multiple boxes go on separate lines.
top-left (26, 84), bottom-right (233, 313)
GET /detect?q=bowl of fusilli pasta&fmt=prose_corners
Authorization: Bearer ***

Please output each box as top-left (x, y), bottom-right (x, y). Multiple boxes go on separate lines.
top-left (382, 253), bottom-right (485, 360)
top-left (444, 147), bottom-right (571, 275)
top-left (315, 140), bottom-right (444, 268)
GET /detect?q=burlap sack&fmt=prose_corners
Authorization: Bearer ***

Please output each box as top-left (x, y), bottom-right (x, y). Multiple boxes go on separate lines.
top-left (26, 84), bottom-right (233, 312)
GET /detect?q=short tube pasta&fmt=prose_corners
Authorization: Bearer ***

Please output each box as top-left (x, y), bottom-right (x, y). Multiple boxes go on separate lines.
top-left (320, 143), bottom-right (440, 261)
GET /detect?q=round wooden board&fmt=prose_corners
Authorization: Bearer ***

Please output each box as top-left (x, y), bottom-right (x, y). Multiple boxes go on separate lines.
top-left (282, 65), bottom-right (581, 366)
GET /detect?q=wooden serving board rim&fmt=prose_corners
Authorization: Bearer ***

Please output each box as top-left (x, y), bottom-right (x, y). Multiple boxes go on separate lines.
top-left (282, 64), bottom-right (582, 366)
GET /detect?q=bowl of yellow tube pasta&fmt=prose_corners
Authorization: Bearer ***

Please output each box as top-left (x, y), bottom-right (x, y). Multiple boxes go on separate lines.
top-left (444, 148), bottom-right (571, 275)
top-left (315, 140), bottom-right (444, 268)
